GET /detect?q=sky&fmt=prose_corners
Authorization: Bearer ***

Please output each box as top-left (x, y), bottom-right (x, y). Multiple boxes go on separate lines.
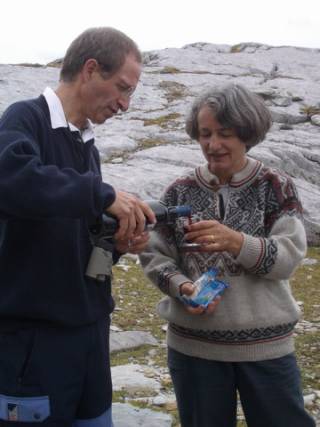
top-left (1, 0), bottom-right (319, 64)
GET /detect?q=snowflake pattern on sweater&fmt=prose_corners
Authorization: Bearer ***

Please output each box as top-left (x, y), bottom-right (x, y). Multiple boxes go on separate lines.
top-left (160, 159), bottom-right (302, 280)
top-left (140, 157), bottom-right (306, 361)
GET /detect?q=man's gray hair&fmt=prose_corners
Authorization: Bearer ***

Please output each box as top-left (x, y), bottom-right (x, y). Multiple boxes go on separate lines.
top-left (186, 84), bottom-right (272, 149)
top-left (60, 27), bottom-right (142, 82)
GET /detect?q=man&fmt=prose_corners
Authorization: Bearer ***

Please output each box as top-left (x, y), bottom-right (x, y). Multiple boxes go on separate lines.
top-left (0, 27), bottom-right (154, 426)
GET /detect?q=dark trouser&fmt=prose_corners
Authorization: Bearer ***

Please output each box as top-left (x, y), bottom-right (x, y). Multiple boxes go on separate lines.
top-left (0, 318), bottom-right (112, 426)
top-left (168, 347), bottom-right (316, 427)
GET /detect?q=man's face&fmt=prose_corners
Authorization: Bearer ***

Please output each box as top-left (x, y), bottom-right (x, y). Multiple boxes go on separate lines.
top-left (82, 53), bottom-right (142, 124)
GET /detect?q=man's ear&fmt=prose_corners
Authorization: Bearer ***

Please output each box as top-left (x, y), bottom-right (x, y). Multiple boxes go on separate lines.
top-left (82, 58), bottom-right (99, 82)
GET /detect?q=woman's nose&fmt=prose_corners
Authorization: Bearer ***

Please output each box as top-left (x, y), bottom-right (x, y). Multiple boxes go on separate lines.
top-left (208, 134), bottom-right (221, 149)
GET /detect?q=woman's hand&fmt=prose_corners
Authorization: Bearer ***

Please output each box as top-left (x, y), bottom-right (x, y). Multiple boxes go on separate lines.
top-left (179, 282), bottom-right (220, 315)
top-left (184, 220), bottom-right (243, 256)
top-left (115, 231), bottom-right (150, 254)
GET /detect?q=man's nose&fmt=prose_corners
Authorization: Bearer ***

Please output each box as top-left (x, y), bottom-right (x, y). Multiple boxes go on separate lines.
top-left (118, 96), bottom-right (130, 112)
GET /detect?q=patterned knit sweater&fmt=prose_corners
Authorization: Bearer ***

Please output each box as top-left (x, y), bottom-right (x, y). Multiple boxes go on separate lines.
top-left (140, 157), bottom-right (307, 362)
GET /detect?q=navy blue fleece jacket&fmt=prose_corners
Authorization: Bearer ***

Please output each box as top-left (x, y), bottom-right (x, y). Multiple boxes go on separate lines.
top-left (0, 95), bottom-right (116, 326)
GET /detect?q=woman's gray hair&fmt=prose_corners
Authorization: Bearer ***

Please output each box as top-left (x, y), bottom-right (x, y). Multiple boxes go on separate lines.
top-left (186, 84), bottom-right (272, 149)
top-left (60, 27), bottom-right (142, 82)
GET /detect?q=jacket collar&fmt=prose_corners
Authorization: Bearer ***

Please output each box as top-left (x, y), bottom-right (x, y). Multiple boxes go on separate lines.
top-left (42, 87), bottom-right (94, 142)
top-left (195, 157), bottom-right (263, 191)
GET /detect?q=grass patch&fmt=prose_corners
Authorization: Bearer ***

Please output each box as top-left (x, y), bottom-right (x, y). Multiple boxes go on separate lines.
top-left (291, 247), bottom-right (320, 392)
top-left (136, 138), bottom-right (168, 150)
top-left (159, 81), bottom-right (189, 103)
top-left (112, 262), bottom-right (165, 340)
top-left (300, 105), bottom-right (320, 118)
top-left (143, 112), bottom-right (181, 128)
top-left (230, 44), bottom-right (245, 53)
top-left (101, 136), bottom-right (172, 165)
top-left (159, 66), bottom-right (182, 74)
top-left (291, 247), bottom-right (320, 320)
top-left (16, 63), bottom-right (44, 68)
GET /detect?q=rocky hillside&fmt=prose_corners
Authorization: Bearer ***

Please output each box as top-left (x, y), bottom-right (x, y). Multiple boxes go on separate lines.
top-left (0, 41), bottom-right (319, 243)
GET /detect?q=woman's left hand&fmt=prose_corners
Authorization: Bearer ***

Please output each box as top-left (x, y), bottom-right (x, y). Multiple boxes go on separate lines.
top-left (115, 232), bottom-right (150, 254)
top-left (184, 220), bottom-right (244, 256)
top-left (180, 282), bottom-right (220, 315)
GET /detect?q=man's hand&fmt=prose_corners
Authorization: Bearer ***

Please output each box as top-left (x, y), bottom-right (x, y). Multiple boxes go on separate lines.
top-left (106, 191), bottom-right (156, 239)
top-left (115, 232), bottom-right (150, 254)
top-left (180, 282), bottom-right (220, 315)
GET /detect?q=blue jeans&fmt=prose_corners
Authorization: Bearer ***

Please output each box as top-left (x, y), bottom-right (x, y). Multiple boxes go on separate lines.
top-left (168, 347), bottom-right (316, 427)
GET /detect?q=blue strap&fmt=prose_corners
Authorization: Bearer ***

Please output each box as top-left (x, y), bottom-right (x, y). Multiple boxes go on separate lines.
top-left (0, 394), bottom-right (50, 422)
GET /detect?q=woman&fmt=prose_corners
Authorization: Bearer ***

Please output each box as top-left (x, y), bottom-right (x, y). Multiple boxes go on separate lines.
top-left (140, 84), bottom-right (315, 427)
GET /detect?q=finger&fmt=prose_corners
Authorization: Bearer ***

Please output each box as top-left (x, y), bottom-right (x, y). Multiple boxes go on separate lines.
top-left (127, 212), bottom-right (137, 238)
top-left (126, 233), bottom-right (150, 254)
top-left (180, 282), bottom-right (195, 296)
top-left (185, 305), bottom-right (206, 315)
top-left (139, 233), bottom-right (151, 245)
top-left (188, 220), bottom-right (218, 231)
top-left (139, 201), bottom-right (156, 224)
top-left (132, 232), bottom-right (149, 243)
top-left (114, 216), bottom-right (130, 240)
top-left (206, 234), bottom-right (217, 244)
top-left (133, 207), bottom-right (146, 236)
top-left (128, 242), bottom-right (148, 254)
top-left (188, 234), bottom-right (217, 245)
top-left (131, 232), bottom-right (149, 245)
top-left (205, 297), bottom-right (221, 314)
top-left (185, 228), bottom-right (215, 241)
top-left (127, 234), bottom-right (146, 247)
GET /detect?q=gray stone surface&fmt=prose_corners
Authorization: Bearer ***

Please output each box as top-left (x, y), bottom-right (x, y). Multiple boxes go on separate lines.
top-left (112, 402), bottom-right (172, 427)
top-left (111, 364), bottom-right (161, 394)
top-left (110, 330), bottom-right (158, 353)
top-left (1, 42), bottom-right (320, 246)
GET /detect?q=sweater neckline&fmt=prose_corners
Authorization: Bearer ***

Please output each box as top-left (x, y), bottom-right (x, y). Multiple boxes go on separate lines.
top-left (195, 157), bottom-right (262, 191)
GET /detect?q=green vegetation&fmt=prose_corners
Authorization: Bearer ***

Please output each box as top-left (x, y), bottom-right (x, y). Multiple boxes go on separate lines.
top-left (300, 105), bottom-right (320, 117)
top-left (111, 248), bottom-right (320, 426)
top-left (136, 138), bottom-right (168, 150)
top-left (111, 262), bottom-right (165, 343)
top-left (291, 247), bottom-right (320, 392)
top-left (230, 44), bottom-right (245, 53)
top-left (159, 81), bottom-right (188, 103)
top-left (16, 63), bottom-right (44, 68)
top-left (159, 66), bottom-right (182, 74)
top-left (143, 112), bottom-right (181, 128)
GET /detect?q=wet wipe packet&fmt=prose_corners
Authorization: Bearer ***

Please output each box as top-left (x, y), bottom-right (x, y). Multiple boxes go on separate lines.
top-left (180, 268), bottom-right (229, 308)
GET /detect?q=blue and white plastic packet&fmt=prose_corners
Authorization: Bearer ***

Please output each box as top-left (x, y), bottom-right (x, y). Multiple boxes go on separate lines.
top-left (180, 268), bottom-right (229, 308)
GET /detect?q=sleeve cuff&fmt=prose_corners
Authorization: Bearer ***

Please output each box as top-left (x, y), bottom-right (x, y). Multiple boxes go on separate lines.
top-left (236, 233), bottom-right (264, 270)
top-left (101, 182), bottom-right (116, 210)
top-left (167, 272), bottom-right (193, 298)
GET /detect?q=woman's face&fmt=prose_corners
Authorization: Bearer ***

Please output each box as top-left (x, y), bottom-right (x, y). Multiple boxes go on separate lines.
top-left (197, 106), bottom-right (247, 183)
